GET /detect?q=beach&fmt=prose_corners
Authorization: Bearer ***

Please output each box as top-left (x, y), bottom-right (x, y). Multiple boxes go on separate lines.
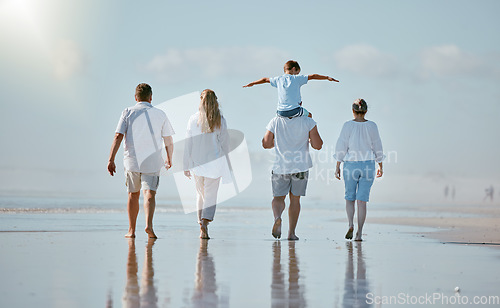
top-left (367, 202), bottom-right (500, 246)
top-left (1, 197), bottom-right (500, 307)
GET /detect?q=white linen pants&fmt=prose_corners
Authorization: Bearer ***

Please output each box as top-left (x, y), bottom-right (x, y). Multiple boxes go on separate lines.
top-left (194, 175), bottom-right (221, 223)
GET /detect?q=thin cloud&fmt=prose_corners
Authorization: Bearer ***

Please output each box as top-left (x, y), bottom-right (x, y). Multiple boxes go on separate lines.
top-left (420, 45), bottom-right (481, 77)
top-left (143, 46), bottom-right (291, 82)
top-left (419, 44), bottom-right (500, 80)
top-left (333, 44), bottom-right (400, 78)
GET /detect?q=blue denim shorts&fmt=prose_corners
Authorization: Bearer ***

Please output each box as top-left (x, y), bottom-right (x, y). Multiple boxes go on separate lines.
top-left (343, 160), bottom-right (375, 202)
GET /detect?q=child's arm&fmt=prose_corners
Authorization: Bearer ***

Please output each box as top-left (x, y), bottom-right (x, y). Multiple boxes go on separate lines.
top-left (308, 74), bottom-right (339, 82)
top-left (243, 77), bottom-right (270, 88)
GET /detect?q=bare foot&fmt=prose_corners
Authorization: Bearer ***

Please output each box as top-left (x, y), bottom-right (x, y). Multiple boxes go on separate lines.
top-left (345, 227), bottom-right (354, 240)
top-left (272, 217), bottom-right (282, 239)
top-left (125, 231), bottom-right (136, 238)
top-left (288, 234), bottom-right (299, 241)
top-left (354, 232), bottom-right (362, 241)
top-left (145, 228), bottom-right (157, 239)
top-left (200, 224), bottom-right (210, 239)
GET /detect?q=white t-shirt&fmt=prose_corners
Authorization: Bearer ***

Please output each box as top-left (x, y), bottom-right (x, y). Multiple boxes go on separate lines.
top-left (334, 120), bottom-right (384, 163)
top-left (183, 112), bottom-right (231, 183)
top-left (269, 74), bottom-right (309, 111)
top-left (116, 102), bottom-right (175, 173)
top-left (266, 116), bottom-right (317, 174)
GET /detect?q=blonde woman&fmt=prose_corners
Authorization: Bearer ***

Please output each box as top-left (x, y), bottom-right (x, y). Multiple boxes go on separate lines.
top-left (184, 89), bottom-right (230, 239)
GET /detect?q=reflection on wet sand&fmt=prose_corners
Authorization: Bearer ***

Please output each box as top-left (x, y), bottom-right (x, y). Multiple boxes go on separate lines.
top-left (343, 242), bottom-right (371, 308)
top-left (271, 241), bottom-right (306, 308)
top-left (122, 238), bottom-right (158, 308)
top-left (191, 239), bottom-right (228, 307)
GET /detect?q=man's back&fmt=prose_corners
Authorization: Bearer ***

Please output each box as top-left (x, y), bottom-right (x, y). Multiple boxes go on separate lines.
top-left (266, 116), bottom-right (317, 174)
top-left (116, 102), bottom-right (174, 173)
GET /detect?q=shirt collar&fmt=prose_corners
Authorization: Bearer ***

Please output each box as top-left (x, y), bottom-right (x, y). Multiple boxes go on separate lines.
top-left (136, 101), bottom-right (152, 106)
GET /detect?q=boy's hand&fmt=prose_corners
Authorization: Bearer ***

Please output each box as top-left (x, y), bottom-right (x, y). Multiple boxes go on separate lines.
top-left (243, 83), bottom-right (253, 88)
top-left (328, 77), bottom-right (339, 82)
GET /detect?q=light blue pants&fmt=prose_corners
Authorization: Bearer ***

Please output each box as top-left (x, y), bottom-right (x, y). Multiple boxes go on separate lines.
top-left (343, 160), bottom-right (375, 202)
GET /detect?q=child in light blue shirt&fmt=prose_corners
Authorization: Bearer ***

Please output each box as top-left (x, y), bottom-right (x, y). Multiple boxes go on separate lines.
top-left (243, 60), bottom-right (339, 118)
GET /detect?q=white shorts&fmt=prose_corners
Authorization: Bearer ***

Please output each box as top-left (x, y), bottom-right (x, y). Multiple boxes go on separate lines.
top-left (125, 171), bottom-right (160, 193)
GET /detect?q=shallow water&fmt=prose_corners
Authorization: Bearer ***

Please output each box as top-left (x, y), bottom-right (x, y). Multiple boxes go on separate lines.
top-left (1, 197), bottom-right (500, 307)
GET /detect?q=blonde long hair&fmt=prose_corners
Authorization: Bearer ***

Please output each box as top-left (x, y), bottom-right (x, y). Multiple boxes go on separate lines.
top-left (198, 89), bottom-right (222, 133)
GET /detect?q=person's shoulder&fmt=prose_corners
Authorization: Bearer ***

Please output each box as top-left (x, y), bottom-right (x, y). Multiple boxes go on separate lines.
top-left (341, 120), bottom-right (356, 129)
top-left (120, 105), bottom-right (134, 117)
top-left (187, 112), bottom-right (199, 124)
top-left (291, 74), bottom-right (308, 80)
top-left (267, 115), bottom-right (279, 124)
top-left (302, 116), bottom-right (316, 125)
top-left (123, 103), bottom-right (139, 111)
top-left (271, 74), bottom-right (285, 81)
top-left (266, 116), bottom-right (280, 129)
top-left (301, 116), bottom-right (317, 129)
top-left (150, 105), bottom-right (165, 112)
top-left (149, 105), bottom-right (166, 116)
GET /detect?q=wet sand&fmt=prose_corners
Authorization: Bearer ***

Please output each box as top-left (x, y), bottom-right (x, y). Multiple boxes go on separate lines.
top-left (368, 203), bottom-right (500, 246)
top-left (1, 205), bottom-right (500, 307)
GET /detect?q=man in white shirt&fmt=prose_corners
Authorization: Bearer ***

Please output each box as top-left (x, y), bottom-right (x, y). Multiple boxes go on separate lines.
top-left (262, 115), bottom-right (323, 240)
top-left (107, 83), bottom-right (175, 238)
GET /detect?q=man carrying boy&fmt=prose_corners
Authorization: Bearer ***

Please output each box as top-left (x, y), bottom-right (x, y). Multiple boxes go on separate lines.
top-left (243, 60), bottom-right (339, 118)
top-left (107, 83), bottom-right (175, 238)
top-left (262, 113), bottom-right (323, 240)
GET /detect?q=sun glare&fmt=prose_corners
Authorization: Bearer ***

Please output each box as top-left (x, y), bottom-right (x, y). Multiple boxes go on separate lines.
top-left (1, 0), bottom-right (37, 22)
top-left (0, 0), bottom-right (48, 50)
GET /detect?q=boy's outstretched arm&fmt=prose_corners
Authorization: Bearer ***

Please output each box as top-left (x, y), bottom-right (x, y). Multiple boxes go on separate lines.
top-left (308, 74), bottom-right (339, 82)
top-left (243, 77), bottom-right (270, 88)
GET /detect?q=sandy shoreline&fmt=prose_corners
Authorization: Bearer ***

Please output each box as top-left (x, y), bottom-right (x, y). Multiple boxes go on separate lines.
top-left (368, 203), bottom-right (500, 246)
top-left (1, 201), bottom-right (500, 306)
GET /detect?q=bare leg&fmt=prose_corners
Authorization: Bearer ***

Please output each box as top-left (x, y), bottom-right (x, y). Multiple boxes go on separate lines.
top-left (200, 218), bottom-right (210, 239)
top-left (288, 193), bottom-right (301, 240)
top-left (125, 192), bottom-right (140, 238)
top-left (143, 190), bottom-right (157, 238)
top-left (355, 200), bottom-right (367, 241)
top-left (345, 200), bottom-right (355, 239)
top-left (272, 196), bottom-right (286, 239)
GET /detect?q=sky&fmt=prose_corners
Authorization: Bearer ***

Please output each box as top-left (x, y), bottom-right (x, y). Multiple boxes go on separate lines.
top-left (0, 0), bottom-right (499, 204)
